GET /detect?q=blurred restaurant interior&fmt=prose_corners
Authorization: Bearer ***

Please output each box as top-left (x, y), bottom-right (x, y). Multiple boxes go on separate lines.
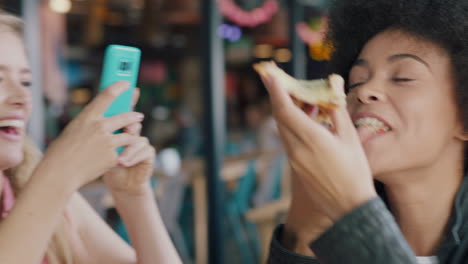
top-left (0, 0), bottom-right (331, 263)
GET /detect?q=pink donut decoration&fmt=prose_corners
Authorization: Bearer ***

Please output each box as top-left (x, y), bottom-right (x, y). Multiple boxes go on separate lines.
top-left (217, 0), bottom-right (279, 28)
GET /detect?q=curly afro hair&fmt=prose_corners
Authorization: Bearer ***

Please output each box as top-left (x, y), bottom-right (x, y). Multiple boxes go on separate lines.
top-left (327, 0), bottom-right (468, 132)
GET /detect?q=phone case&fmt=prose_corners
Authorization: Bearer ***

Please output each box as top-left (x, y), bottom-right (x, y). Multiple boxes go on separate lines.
top-left (99, 45), bottom-right (141, 118)
top-left (99, 45), bottom-right (141, 153)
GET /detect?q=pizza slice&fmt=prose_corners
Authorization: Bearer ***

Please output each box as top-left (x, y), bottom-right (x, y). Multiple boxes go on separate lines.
top-left (253, 61), bottom-right (346, 127)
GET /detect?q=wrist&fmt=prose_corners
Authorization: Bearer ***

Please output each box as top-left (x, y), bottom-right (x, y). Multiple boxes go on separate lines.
top-left (283, 221), bottom-right (331, 251)
top-left (283, 206), bottom-right (334, 256)
top-left (281, 225), bottom-right (317, 257)
top-left (330, 189), bottom-right (378, 221)
top-left (110, 181), bottom-right (153, 200)
top-left (32, 159), bottom-right (80, 196)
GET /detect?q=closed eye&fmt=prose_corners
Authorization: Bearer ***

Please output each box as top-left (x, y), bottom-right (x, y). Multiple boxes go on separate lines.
top-left (393, 78), bottom-right (414, 82)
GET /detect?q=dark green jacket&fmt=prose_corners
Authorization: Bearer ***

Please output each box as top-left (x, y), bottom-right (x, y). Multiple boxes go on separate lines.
top-left (267, 177), bottom-right (468, 263)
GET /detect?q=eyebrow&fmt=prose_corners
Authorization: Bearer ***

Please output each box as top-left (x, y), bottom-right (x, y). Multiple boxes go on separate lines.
top-left (388, 54), bottom-right (430, 70)
top-left (352, 58), bottom-right (368, 67)
top-left (0, 65), bottom-right (31, 74)
top-left (351, 54), bottom-right (431, 71)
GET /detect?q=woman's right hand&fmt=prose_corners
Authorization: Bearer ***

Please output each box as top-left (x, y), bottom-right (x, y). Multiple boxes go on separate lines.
top-left (39, 81), bottom-right (144, 191)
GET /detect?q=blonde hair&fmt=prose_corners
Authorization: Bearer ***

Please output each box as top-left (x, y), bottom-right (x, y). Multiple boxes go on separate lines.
top-left (1, 12), bottom-right (73, 264)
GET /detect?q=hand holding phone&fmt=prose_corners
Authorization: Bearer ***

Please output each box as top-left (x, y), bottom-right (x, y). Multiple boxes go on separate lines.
top-left (99, 45), bottom-right (142, 153)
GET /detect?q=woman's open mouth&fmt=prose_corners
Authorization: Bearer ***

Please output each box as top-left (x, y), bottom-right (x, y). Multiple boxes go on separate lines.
top-left (354, 117), bottom-right (392, 143)
top-left (0, 120), bottom-right (24, 142)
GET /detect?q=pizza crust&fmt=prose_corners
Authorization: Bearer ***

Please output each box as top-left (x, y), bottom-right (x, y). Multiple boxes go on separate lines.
top-left (253, 61), bottom-right (346, 128)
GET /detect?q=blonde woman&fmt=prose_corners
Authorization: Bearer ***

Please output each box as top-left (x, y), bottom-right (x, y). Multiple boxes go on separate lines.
top-left (0, 11), bottom-right (181, 264)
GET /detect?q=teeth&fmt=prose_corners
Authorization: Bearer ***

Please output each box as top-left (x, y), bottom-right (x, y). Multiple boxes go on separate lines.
top-left (0, 120), bottom-right (25, 129)
top-left (354, 117), bottom-right (390, 132)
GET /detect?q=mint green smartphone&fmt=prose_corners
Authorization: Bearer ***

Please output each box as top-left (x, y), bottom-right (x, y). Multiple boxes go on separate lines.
top-left (99, 45), bottom-right (141, 153)
top-left (99, 45), bottom-right (141, 117)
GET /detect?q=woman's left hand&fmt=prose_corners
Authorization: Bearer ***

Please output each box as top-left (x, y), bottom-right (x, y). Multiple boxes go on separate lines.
top-left (261, 72), bottom-right (377, 221)
top-left (103, 88), bottom-right (156, 196)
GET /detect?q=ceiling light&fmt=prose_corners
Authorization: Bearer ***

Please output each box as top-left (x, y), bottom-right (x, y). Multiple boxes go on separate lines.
top-left (49, 0), bottom-right (72, 14)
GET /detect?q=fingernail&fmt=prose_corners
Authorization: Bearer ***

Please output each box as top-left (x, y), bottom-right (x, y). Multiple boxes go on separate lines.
top-left (116, 81), bottom-right (131, 91)
top-left (136, 113), bottom-right (144, 120)
top-left (120, 80), bottom-right (131, 86)
top-left (110, 84), bottom-right (125, 95)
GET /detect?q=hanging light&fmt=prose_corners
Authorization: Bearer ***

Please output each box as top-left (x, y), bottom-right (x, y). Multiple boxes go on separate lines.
top-left (254, 44), bottom-right (273, 59)
top-left (49, 0), bottom-right (72, 14)
top-left (217, 24), bottom-right (242, 42)
top-left (274, 48), bottom-right (292, 63)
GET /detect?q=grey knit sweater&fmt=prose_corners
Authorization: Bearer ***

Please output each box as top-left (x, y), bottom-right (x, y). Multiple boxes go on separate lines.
top-left (267, 177), bottom-right (468, 263)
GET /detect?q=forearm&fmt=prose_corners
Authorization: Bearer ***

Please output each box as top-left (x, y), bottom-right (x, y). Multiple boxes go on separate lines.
top-left (112, 183), bottom-right (182, 264)
top-left (282, 177), bottom-right (333, 257)
top-left (268, 198), bottom-right (418, 264)
top-left (0, 165), bottom-right (74, 263)
top-left (283, 209), bottom-right (328, 256)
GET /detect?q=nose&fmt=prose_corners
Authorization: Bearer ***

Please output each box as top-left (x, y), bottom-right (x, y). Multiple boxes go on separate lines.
top-left (1, 77), bottom-right (31, 108)
top-left (355, 82), bottom-right (387, 104)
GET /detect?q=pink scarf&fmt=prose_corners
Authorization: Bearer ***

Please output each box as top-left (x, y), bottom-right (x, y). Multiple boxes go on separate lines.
top-left (1, 174), bottom-right (49, 264)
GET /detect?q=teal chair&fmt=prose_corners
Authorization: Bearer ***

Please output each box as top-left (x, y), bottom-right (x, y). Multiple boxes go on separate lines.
top-left (224, 159), bottom-right (261, 264)
top-left (253, 153), bottom-right (286, 207)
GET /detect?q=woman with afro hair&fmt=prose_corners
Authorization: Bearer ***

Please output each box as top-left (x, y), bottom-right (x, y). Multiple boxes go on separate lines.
top-left (264, 0), bottom-right (468, 263)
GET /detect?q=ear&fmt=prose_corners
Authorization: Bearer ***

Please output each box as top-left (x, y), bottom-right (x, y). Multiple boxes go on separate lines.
top-left (454, 123), bottom-right (468, 141)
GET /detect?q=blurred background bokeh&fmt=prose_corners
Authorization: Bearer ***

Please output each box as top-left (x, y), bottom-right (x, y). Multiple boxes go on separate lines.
top-left (0, 0), bottom-right (331, 263)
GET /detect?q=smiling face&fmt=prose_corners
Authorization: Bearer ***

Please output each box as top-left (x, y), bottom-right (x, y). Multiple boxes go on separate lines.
top-left (0, 30), bottom-right (32, 171)
top-left (346, 29), bottom-right (465, 181)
